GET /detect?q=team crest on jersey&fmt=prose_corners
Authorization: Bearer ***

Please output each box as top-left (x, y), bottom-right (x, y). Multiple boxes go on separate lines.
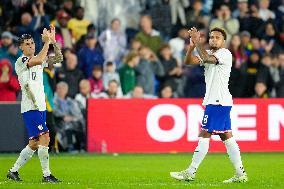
top-left (22, 57), bottom-right (29, 63)
top-left (38, 124), bottom-right (43, 130)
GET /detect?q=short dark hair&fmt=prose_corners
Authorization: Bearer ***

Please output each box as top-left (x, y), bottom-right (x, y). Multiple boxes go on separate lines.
top-left (210, 27), bottom-right (227, 40)
top-left (18, 34), bottom-right (33, 45)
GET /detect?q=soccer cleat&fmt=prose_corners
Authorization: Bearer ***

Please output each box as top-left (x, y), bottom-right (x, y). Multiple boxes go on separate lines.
top-left (170, 170), bottom-right (195, 181)
top-left (223, 173), bottom-right (248, 183)
top-left (42, 174), bottom-right (61, 183)
top-left (7, 171), bottom-right (22, 182)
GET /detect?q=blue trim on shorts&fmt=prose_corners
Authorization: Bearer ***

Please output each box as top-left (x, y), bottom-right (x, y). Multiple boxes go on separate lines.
top-left (22, 110), bottom-right (49, 140)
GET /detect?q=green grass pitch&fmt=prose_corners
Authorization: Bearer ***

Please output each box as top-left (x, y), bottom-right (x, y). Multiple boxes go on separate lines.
top-left (0, 153), bottom-right (283, 189)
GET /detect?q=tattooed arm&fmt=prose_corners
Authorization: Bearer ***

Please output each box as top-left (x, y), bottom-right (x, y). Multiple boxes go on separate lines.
top-left (194, 42), bottom-right (218, 64)
top-left (47, 25), bottom-right (63, 65)
top-left (188, 27), bottom-right (218, 64)
top-left (47, 42), bottom-right (63, 65)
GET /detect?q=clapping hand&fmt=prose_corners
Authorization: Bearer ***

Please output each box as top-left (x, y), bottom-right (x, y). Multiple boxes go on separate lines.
top-left (188, 27), bottom-right (201, 45)
top-left (41, 28), bottom-right (50, 43)
top-left (49, 24), bottom-right (56, 44)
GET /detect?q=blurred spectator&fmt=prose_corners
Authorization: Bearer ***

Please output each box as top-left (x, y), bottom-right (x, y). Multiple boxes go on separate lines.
top-left (254, 82), bottom-right (269, 97)
top-left (210, 3), bottom-right (240, 43)
top-left (119, 51), bottom-right (140, 95)
top-left (146, 0), bottom-right (172, 40)
top-left (76, 23), bottom-right (97, 52)
top-left (54, 10), bottom-right (74, 49)
top-left (67, 6), bottom-right (90, 42)
top-left (53, 82), bottom-right (85, 152)
top-left (89, 65), bottom-right (104, 95)
top-left (258, 0), bottom-right (275, 21)
top-left (250, 37), bottom-right (265, 55)
top-left (275, 0), bottom-right (284, 34)
top-left (62, 0), bottom-right (75, 17)
top-left (136, 46), bottom-right (164, 95)
top-left (56, 53), bottom-right (84, 98)
top-left (43, 62), bottom-right (56, 152)
top-left (77, 33), bottom-right (104, 78)
top-left (232, 0), bottom-right (249, 18)
top-left (277, 52), bottom-right (284, 97)
top-left (75, 79), bottom-right (92, 117)
top-left (135, 15), bottom-right (162, 53)
top-left (102, 61), bottom-right (122, 93)
top-left (243, 50), bottom-right (261, 97)
top-left (129, 38), bottom-right (142, 53)
top-left (260, 21), bottom-right (282, 54)
top-left (0, 32), bottom-right (21, 72)
top-left (229, 34), bottom-right (248, 97)
top-left (186, 0), bottom-right (209, 28)
top-left (15, 2), bottom-right (50, 53)
top-left (158, 44), bottom-right (183, 96)
top-left (99, 18), bottom-right (127, 63)
top-left (169, 28), bottom-right (188, 65)
top-left (0, 59), bottom-right (20, 101)
top-left (256, 54), bottom-right (274, 97)
top-left (124, 85), bottom-right (157, 99)
top-left (169, 0), bottom-right (189, 26)
top-left (240, 31), bottom-right (252, 55)
top-left (239, 3), bottom-right (264, 36)
top-left (94, 80), bottom-right (123, 98)
top-left (159, 85), bottom-right (177, 98)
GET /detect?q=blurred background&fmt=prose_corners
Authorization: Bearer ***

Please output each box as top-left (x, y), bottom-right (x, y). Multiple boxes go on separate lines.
top-left (0, 0), bottom-right (283, 154)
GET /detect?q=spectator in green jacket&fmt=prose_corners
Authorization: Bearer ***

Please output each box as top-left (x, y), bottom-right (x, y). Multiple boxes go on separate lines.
top-left (135, 15), bottom-right (162, 53)
top-left (118, 51), bottom-right (140, 95)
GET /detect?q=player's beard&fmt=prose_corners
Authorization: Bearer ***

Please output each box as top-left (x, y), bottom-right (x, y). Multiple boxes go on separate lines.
top-left (210, 45), bottom-right (218, 51)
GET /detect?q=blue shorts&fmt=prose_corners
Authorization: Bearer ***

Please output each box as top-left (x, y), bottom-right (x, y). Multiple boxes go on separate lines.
top-left (22, 110), bottom-right (49, 140)
top-left (201, 105), bottom-right (232, 134)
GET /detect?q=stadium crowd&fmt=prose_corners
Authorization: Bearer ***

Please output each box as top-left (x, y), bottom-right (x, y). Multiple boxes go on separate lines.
top-left (0, 0), bottom-right (284, 152)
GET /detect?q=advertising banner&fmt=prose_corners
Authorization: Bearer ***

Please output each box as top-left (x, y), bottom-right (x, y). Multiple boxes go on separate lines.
top-left (87, 99), bottom-right (284, 153)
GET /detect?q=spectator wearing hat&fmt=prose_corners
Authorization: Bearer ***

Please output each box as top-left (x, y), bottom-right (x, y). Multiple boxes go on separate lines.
top-left (54, 9), bottom-right (74, 49)
top-left (67, 6), bottom-right (90, 42)
top-left (76, 23), bottom-right (97, 52)
top-left (77, 33), bottom-right (104, 78)
top-left (0, 32), bottom-right (21, 73)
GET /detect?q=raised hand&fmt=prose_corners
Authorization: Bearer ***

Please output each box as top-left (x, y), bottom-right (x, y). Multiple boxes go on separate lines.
top-left (49, 24), bottom-right (56, 44)
top-left (41, 28), bottom-right (50, 43)
top-left (188, 27), bottom-right (201, 44)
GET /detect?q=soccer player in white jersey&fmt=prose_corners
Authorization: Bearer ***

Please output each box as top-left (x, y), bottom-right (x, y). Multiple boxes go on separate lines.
top-left (170, 27), bottom-right (248, 183)
top-left (7, 25), bottom-right (63, 183)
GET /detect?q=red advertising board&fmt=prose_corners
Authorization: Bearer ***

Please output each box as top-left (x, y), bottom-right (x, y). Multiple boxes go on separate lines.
top-left (87, 99), bottom-right (284, 153)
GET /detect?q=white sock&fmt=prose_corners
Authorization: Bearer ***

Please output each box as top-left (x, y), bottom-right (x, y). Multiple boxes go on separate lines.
top-left (224, 137), bottom-right (246, 176)
top-left (10, 145), bottom-right (35, 172)
top-left (38, 145), bottom-right (51, 177)
top-left (188, 137), bottom-right (210, 176)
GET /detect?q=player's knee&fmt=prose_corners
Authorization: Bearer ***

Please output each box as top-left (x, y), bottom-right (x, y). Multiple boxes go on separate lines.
top-left (28, 141), bottom-right (38, 150)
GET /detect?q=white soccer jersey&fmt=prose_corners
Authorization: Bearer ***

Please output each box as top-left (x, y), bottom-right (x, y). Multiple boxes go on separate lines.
top-left (199, 48), bottom-right (233, 106)
top-left (15, 55), bottom-right (47, 113)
